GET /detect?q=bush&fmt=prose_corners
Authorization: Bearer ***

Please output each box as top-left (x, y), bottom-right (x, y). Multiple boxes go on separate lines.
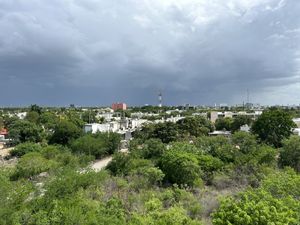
top-left (212, 170), bottom-right (300, 225)
top-left (212, 189), bottom-right (300, 225)
top-left (49, 120), bottom-right (82, 145)
top-left (132, 138), bottom-right (166, 159)
top-left (107, 153), bottom-right (131, 175)
top-left (71, 135), bottom-right (107, 158)
top-left (195, 136), bottom-right (237, 163)
top-left (280, 136), bottom-right (300, 172)
top-left (197, 154), bottom-right (223, 183)
top-left (131, 166), bottom-right (165, 185)
top-left (8, 120), bottom-right (44, 145)
top-left (159, 150), bottom-right (202, 186)
top-left (130, 198), bottom-right (202, 225)
top-left (12, 152), bottom-right (56, 179)
top-left (231, 132), bottom-right (257, 154)
top-left (10, 142), bottom-right (42, 157)
top-left (261, 168), bottom-right (300, 199)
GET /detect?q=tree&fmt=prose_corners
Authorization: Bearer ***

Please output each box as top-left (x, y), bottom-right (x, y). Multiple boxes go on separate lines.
top-left (71, 134), bottom-right (107, 158)
top-left (159, 150), bottom-right (202, 186)
top-left (153, 122), bottom-right (179, 143)
top-left (25, 111), bottom-right (40, 124)
top-left (30, 104), bottom-right (42, 114)
top-left (231, 115), bottom-right (252, 132)
top-left (251, 109), bottom-right (296, 147)
top-left (99, 132), bottom-right (121, 155)
top-left (0, 116), bottom-right (4, 129)
top-left (195, 136), bottom-right (237, 163)
top-left (49, 120), bottom-right (82, 145)
top-left (134, 138), bottom-right (166, 159)
top-left (177, 116), bottom-right (214, 137)
top-left (215, 117), bottom-right (233, 131)
top-left (280, 136), bottom-right (300, 172)
top-left (39, 111), bottom-right (59, 130)
top-left (231, 132), bottom-right (257, 154)
top-left (8, 120), bottom-right (43, 145)
top-left (81, 110), bottom-right (97, 123)
top-left (3, 115), bottom-right (19, 128)
top-left (65, 111), bottom-right (85, 128)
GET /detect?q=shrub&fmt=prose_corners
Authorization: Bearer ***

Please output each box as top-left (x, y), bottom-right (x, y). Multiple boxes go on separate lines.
top-left (280, 136), bottom-right (300, 172)
top-left (212, 190), bottom-right (300, 225)
top-left (71, 135), bottom-right (107, 158)
top-left (10, 142), bottom-right (42, 157)
top-left (159, 150), bottom-right (202, 186)
top-left (49, 120), bottom-right (82, 145)
top-left (212, 170), bottom-right (300, 225)
top-left (12, 152), bottom-right (56, 179)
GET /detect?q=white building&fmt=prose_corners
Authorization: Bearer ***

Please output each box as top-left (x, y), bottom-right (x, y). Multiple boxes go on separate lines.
top-left (96, 112), bottom-right (114, 122)
top-left (293, 118), bottom-right (300, 128)
top-left (16, 112), bottom-right (27, 119)
top-left (240, 124), bottom-right (250, 132)
top-left (166, 116), bottom-right (185, 123)
top-left (130, 119), bottom-right (147, 129)
top-left (84, 122), bottom-right (120, 133)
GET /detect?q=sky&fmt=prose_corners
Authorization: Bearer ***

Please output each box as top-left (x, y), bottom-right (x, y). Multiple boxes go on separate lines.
top-left (0, 0), bottom-right (300, 107)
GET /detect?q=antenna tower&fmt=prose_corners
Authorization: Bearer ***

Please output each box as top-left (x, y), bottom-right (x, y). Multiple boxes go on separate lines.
top-left (158, 90), bottom-right (162, 108)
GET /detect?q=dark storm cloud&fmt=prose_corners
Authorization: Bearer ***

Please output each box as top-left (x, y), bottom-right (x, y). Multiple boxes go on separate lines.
top-left (0, 0), bottom-right (299, 106)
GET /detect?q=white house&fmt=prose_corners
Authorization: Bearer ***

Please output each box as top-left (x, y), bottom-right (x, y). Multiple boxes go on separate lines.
top-left (84, 122), bottom-right (120, 134)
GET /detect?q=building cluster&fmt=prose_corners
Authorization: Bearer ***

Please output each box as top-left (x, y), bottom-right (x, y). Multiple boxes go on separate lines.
top-left (210, 111), bottom-right (263, 123)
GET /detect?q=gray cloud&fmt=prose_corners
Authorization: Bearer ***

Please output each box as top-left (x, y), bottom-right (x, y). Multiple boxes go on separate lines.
top-left (0, 0), bottom-right (299, 106)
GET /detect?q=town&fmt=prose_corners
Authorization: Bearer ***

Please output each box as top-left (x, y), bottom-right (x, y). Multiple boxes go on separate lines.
top-left (1, 0), bottom-right (299, 224)
top-left (0, 101), bottom-right (300, 224)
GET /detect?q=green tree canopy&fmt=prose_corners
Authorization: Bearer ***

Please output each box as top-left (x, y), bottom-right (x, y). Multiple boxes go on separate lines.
top-left (49, 120), bottom-right (82, 145)
top-left (8, 120), bottom-right (43, 145)
top-left (177, 116), bottom-right (214, 137)
top-left (231, 115), bottom-right (252, 132)
top-left (215, 117), bottom-right (233, 131)
top-left (280, 136), bottom-right (300, 172)
top-left (10, 142), bottom-right (42, 157)
top-left (159, 150), bottom-right (202, 186)
top-left (25, 111), bottom-right (40, 124)
top-left (212, 170), bottom-right (300, 225)
top-left (39, 111), bottom-right (59, 130)
top-left (251, 109), bottom-right (296, 147)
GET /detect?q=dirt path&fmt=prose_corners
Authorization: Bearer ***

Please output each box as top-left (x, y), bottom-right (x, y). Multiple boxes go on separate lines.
top-left (0, 147), bottom-right (13, 158)
top-left (90, 148), bottom-right (128, 172)
top-left (91, 156), bottom-right (113, 172)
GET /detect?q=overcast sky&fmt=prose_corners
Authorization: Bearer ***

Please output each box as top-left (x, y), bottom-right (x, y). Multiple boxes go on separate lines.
top-left (0, 0), bottom-right (299, 106)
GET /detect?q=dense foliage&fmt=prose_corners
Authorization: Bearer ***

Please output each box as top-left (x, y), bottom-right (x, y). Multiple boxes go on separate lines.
top-left (212, 169), bottom-right (300, 225)
top-left (1, 106), bottom-right (300, 224)
top-left (251, 109), bottom-right (296, 147)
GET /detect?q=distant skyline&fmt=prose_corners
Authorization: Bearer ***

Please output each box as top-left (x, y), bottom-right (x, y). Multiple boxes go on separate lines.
top-left (0, 0), bottom-right (300, 106)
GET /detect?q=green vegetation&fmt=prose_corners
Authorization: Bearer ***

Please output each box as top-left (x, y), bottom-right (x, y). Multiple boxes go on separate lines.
top-left (251, 108), bottom-right (296, 147)
top-left (215, 115), bottom-right (252, 132)
top-left (71, 133), bottom-right (121, 159)
top-left (280, 136), bottom-right (300, 172)
top-left (10, 142), bottom-right (42, 157)
top-left (49, 120), bottom-right (82, 145)
top-left (212, 169), bottom-right (300, 225)
top-left (8, 120), bottom-right (43, 145)
top-left (1, 105), bottom-right (300, 224)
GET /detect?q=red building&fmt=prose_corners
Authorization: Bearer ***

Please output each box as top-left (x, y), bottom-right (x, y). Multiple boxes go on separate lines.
top-left (0, 128), bottom-right (8, 138)
top-left (112, 103), bottom-right (127, 111)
